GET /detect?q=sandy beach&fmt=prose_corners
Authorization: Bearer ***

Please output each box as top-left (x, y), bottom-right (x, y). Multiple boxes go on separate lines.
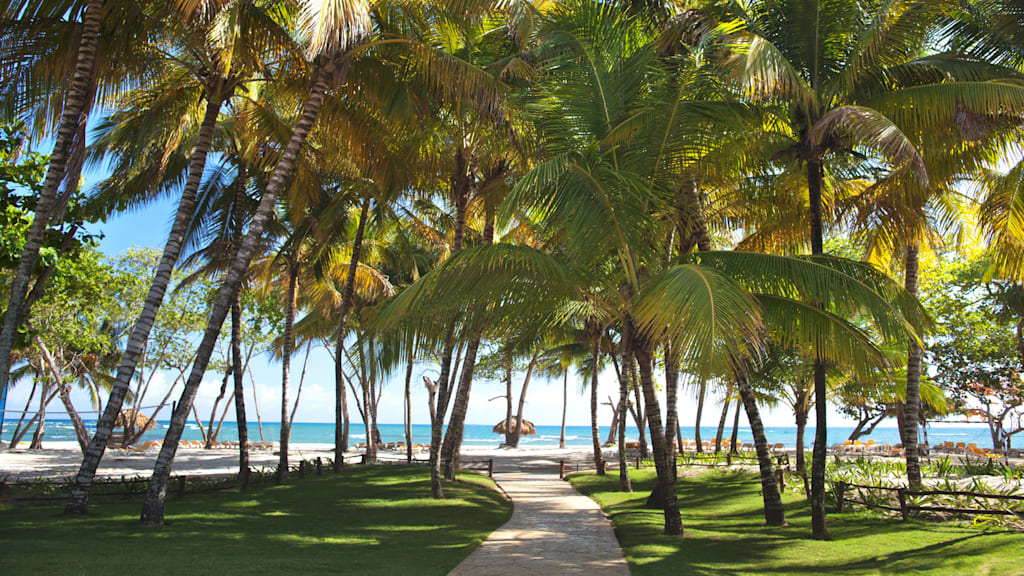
top-left (0, 441), bottom-right (612, 481)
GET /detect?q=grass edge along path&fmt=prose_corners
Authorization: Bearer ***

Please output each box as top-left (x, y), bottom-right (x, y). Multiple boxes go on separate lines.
top-left (0, 466), bottom-right (512, 576)
top-left (568, 468), bottom-right (1024, 576)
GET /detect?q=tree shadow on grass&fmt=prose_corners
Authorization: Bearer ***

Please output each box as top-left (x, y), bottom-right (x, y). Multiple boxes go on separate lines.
top-left (0, 466), bottom-right (512, 576)
top-left (572, 468), bottom-right (1024, 576)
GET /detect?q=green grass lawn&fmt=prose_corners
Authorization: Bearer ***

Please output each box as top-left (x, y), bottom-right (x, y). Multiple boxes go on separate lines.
top-left (569, 468), bottom-right (1024, 576)
top-left (0, 466), bottom-right (511, 576)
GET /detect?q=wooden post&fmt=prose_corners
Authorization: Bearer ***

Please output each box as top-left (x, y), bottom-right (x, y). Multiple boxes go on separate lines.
top-left (835, 481), bottom-right (847, 513)
top-left (488, 458), bottom-right (493, 478)
top-left (316, 457), bottom-right (323, 475)
top-left (898, 487), bottom-right (909, 520)
top-left (299, 460), bottom-right (306, 478)
top-left (635, 455), bottom-right (641, 469)
top-left (775, 468), bottom-right (785, 492)
top-left (360, 453), bottom-right (367, 465)
top-left (727, 451), bottom-right (732, 466)
top-left (559, 460), bottom-right (565, 480)
top-left (0, 480), bottom-right (5, 499)
top-left (176, 476), bottom-right (186, 498)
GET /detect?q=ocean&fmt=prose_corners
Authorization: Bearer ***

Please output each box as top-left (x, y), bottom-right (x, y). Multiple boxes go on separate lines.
top-left (0, 419), bottom-right (997, 450)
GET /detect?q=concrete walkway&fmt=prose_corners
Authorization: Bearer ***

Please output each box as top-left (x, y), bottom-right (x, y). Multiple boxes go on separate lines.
top-left (450, 455), bottom-right (630, 576)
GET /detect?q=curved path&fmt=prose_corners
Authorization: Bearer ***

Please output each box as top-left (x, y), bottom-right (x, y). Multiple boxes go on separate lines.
top-left (450, 454), bottom-right (630, 576)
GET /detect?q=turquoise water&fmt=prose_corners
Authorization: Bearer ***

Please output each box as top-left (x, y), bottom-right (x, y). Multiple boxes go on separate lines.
top-left (2, 419), bottom-right (997, 450)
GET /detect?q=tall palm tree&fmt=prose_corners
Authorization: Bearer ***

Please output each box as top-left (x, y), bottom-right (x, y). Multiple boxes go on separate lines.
top-left (65, 0), bottom-right (291, 514)
top-left (718, 0), bottom-right (1024, 538)
top-left (138, 0), bottom-right (374, 526)
top-left (0, 0), bottom-right (106, 393)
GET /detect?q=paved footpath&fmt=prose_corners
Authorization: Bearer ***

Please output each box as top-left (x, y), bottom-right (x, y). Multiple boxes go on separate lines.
top-left (449, 455), bottom-right (630, 575)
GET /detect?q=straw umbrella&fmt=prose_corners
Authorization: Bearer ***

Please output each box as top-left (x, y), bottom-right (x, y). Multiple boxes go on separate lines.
top-left (492, 418), bottom-right (536, 436)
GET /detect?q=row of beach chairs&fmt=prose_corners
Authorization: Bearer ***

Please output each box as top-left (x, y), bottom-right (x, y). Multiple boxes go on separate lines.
top-left (678, 439), bottom-right (786, 453)
top-left (932, 441), bottom-right (1020, 459)
top-left (832, 440), bottom-right (904, 456)
top-left (110, 439), bottom-right (277, 455)
top-left (355, 441), bottom-right (429, 452)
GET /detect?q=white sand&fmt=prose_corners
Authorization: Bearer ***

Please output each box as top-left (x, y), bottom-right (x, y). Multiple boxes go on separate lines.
top-left (0, 440), bottom-right (607, 481)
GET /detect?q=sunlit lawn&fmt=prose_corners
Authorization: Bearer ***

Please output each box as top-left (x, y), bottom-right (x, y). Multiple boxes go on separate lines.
top-left (569, 468), bottom-right (1024, 576)
top-left (0, 466), bottom-right (511, 576)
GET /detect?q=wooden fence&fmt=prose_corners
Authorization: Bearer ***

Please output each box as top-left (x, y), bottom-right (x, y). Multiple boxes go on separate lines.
top-left (833, 481), bottom-right (1024, 520)
top-left (0, 454), bottom-right (499, 504)
top-left (558, 451), bottom-right (766, 480)
top-left (383, 456), bottom-right (494, 478)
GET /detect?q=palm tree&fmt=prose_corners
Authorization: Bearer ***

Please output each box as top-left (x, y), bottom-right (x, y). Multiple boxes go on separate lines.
top-left (65, 0), bottom-right (292, 515)
top-left (537, 337), bottom-right (586, 449)
top-left (137, 0), bottom-right (374, 527)
top-left (717, 0), bottom-right (1024, 538)
top-left (0, 0), bottom-right (106, 393)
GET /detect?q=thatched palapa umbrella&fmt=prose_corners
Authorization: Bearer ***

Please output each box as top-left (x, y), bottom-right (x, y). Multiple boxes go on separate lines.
top-left (115, 409), bottom-right (157, 434)
top-left (492, 418), bottom-right (536, 435)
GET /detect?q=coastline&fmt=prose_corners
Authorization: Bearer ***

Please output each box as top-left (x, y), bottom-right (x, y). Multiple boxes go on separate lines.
top-left (0, 441), bottom-right (609, 481)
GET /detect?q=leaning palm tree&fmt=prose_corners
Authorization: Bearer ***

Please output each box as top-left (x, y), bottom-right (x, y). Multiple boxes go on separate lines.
top-left (0, 0), bottom-right (153, 419)
top-left (65, 0), bottom-right (293, 515)
top-left (138, 0), bottom-right (374, 526)
top-left (0, 0), bottom-right (103, 384)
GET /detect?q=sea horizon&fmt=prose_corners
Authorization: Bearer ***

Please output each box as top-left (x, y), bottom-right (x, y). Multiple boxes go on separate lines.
top-left (2, 419), bottom-right (999, 450)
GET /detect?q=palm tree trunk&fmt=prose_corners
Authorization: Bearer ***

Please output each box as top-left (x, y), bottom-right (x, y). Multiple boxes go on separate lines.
top-left (0, 0), bottom-right (103, 400)
top-left (359, 337), bottom-right (375, 462)
top-left (404, 351), bottom-right (413, 463)
top-left (334, 199), bottom-right (370, 472)
top-left (795, 411), bottom-right (807, 474)
top-left (334, 331), bottom-right (349, 461)
top-left (231, 297), bottom-right (249, 489)
top-left (559, 369), bottom-right (568, 449)
top-left (590, 332), bottom-right (604, 474)
top-left (715, 388), bottom-right (730, 453)
top-left (737, 374), bottom-right (785, 526)
top-left (230, 161), bottom-right (249, 489)
top-left (903, 240), bottom-right (923, 488)
top-left (440, 196), bottom-right (492, 479)
top-left (505, 357), bottom-right (514, 447)
top-left (509, 350), bottom-right (541, 448)
top-left (65, 92), bottom-right (227, 516)
top-left (664, 344), bottom-right (680, 472)
top-left (634, 338), bottom-right (683, 536)
top-left (631, 369), bottom-right (647, 458)
top-left (139, 66), bottom-right (331, 527)
top-left (807, 156), bottom-right (829, 540)
top-left (694, 379), bottom-right (706, 452)
top-left (429, 152), bottom-right (469, 496)
top-left (441, 333), bottom-right (481, 479)
top-left (616, 328), bottom-right (632, 493)
top-left (685, 181), bottom-right (712, 252)
top-left (429, 320), bottom-right (457, 498)
top-left (729, 398), bottom-right (742, 453)
top-left (279, 259), bottom-right (298, 479)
